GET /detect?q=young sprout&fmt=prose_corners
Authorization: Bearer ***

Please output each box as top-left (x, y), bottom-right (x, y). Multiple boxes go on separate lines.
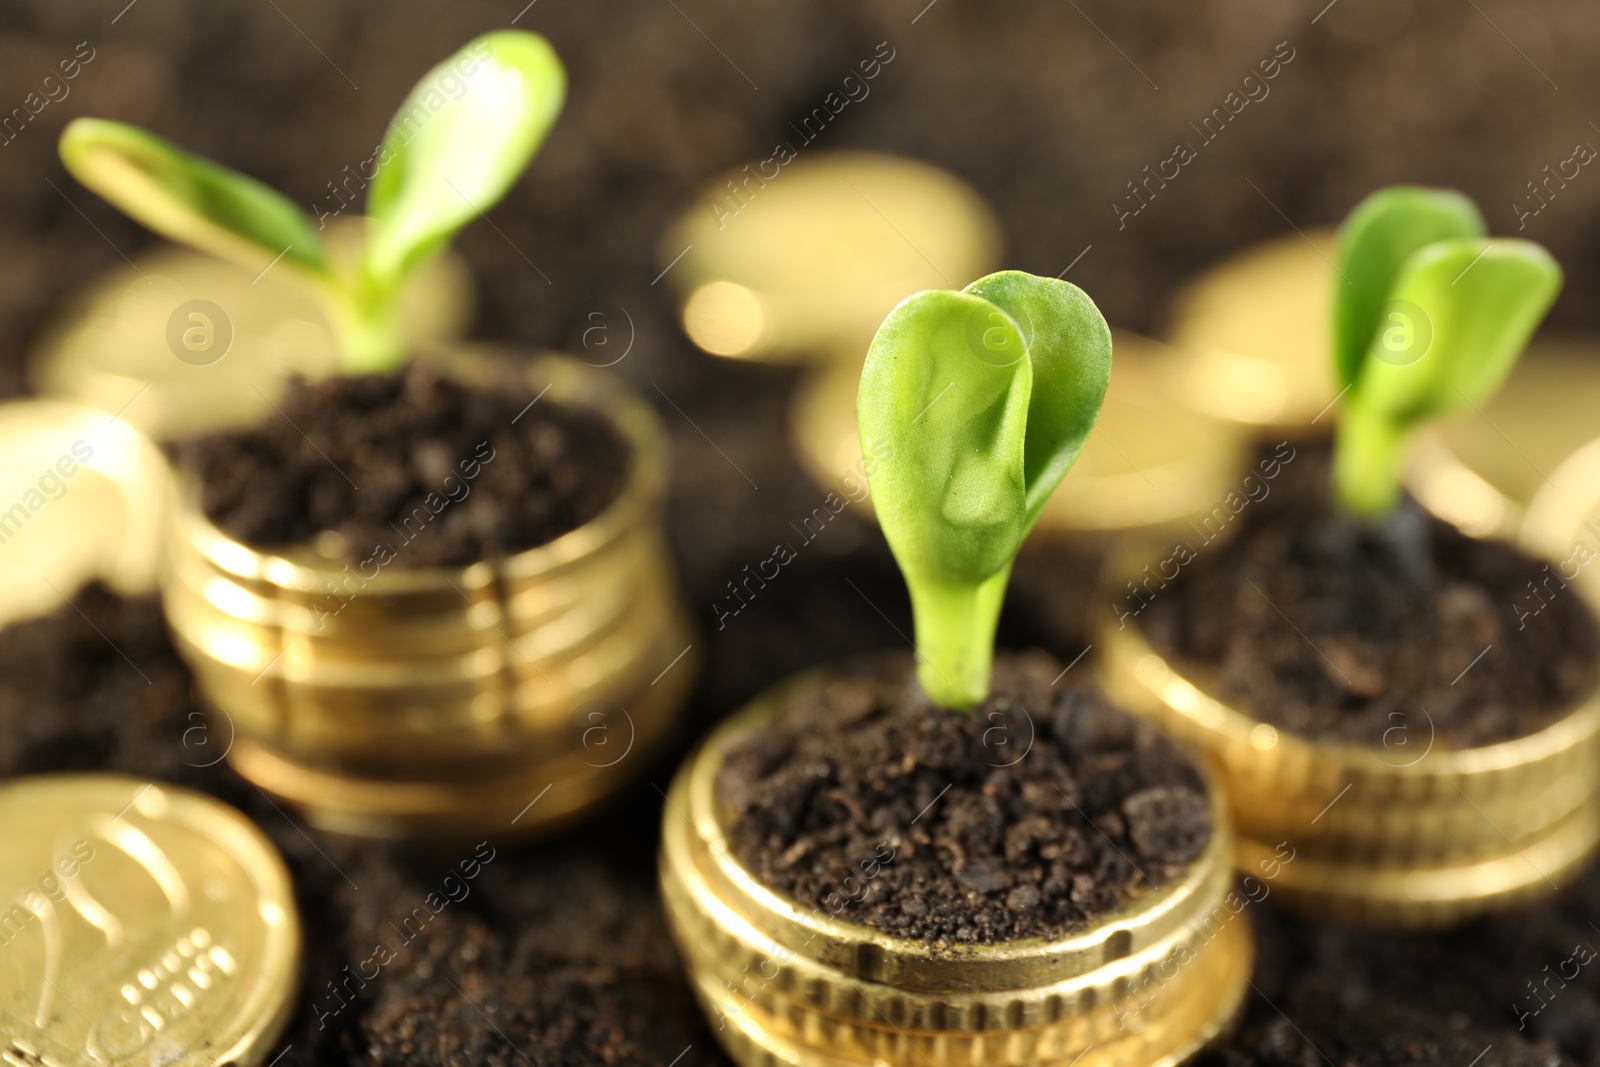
top-left (58, 31), bottom-right (565, 374)
top-left (1331, 185), bottom-right (1562, 515)
top-left (859, 270), bottom-right (1111, 709)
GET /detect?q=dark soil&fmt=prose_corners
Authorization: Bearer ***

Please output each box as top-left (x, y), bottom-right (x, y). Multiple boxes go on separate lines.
top-left (0, 586), bottom-right (721, 1067)
top-left (1197, 892), bottom-right (1600, 1067)
top-left (1139, 444), bottom-right (1600, 748)
top-left (174, 363), bottom-right (631, 568)
top-left (6, 0), bottom-right (1600, 719)
top-left (716, 651), bottom-right (1212, 945)
top-left (346, 852), bottom-right (705, 1067)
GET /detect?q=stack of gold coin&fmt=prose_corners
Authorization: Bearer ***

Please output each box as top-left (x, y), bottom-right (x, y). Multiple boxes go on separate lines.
top-left (1098, 611), bottom-right (1600, 927)
top-left (659, 674), bottom-right (1253, 1067)
top-left (0, 774), bottom-right (299, 1066)
top-left (163, 348), bottom-right (696, 841)
top-left (1146, 235), bottom-right (1600, 924)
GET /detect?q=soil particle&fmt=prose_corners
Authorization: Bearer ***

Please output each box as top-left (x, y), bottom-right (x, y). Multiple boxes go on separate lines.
top-left (174, 362), bottom-right (631, 568)
top-left (1140, 444), bottom-right (1600, 748)
top-left (716, 651), bottom-right (1213, 945)
top-left (1208, 1007), bottom-right (1568, 1067)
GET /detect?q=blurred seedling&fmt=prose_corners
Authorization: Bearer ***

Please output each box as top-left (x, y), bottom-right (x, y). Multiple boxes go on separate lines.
top-left (1330, 185), bottom-right (1562, 515)
top-left (59, 30), bottom-right (565, 373)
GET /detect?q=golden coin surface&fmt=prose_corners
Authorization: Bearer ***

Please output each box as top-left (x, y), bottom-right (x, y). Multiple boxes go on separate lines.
top-left (0, 775), bottom-right (300, 1067)
top-left (0, 400), bottom-right (169, 628)
top-left (664, 151), bottom-right (1001, 363)
top-left (1164, 228), bottom-right (1339, 430)
top-left (1522, 431), bottom-right (1600, 613)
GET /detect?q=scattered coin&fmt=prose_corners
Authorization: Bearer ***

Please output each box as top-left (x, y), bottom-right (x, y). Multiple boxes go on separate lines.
top-left (0, 399), bottom-right (168, 628)
top-left (0, 774), bottom-right (299, 1067)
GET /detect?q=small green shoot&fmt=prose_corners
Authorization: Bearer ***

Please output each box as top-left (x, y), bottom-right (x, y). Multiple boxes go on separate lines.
top-left (59, 30), bottom-right (565, 373)
top-left (858, 270), bottom-right (1111, 709)
top-left (1332, 185), bottom-right (1562, 515)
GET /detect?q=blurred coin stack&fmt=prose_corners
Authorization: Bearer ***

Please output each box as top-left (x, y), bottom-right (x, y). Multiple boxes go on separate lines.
top-left (161, 350), bottom-right (694, 841)
top-left (1100, 618), bottom-right (1600, 926)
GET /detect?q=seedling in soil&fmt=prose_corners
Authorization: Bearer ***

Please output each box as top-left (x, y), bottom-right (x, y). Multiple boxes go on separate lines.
top-left (1331, 185), bottom-right (1562, 515)
top-left (58, 31), bottom-right (564, 373)
top-left (858, 270), bottom-right (1111, 709)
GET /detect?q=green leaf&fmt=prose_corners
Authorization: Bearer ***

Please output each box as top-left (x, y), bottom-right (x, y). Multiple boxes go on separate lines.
top-left (1331, 186), bottom-right (1485, 389)
top-left (1352, 237), bottom-right (1561, 422)
top-left (1335, 237), bottom-right (1562, 514)
top-left (58, 118), bottom-right (329, 278)
top-left (363, 30), bottom-right (566, 284)
top-left (965, 270), bottom-right (1112, 525)
top-left (860, 288), bottom-right (1033, 587)
top-left (859, 271), bottom-right (1112, 708)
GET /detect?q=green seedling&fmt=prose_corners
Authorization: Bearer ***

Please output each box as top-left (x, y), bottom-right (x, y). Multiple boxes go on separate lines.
top-left (858, 270), bottom-right (1112, 709)
top-left (1331, 185), bottom-right (1562, 515)
top-left (58, 31), bottom-right (565, 374)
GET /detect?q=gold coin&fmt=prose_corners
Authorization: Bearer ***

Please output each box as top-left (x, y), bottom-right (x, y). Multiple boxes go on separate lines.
top-left (1413, 333), bottom-right (1600, 541)
top-left (1235, 797), bottom-right (1600, 928)
top-left (662, 151), bottom-right (1001, 364)
top-left (0, 775), bottom-right (300, 1066)
top-left (1164, 228), bottom-right (1339, 430)
top-left (1522, 433), bottom-right (1600, 609)
top-left (0, 400), bottom-right (170, 629)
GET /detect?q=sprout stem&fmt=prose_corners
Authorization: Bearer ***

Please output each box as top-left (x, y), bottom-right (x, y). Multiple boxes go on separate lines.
top-left (908, 564), bottom-right (1012, 711)
top-left (324, 279), bottom-right (405, 375)
top-left (1333, 401), bottom-right (1410, 517)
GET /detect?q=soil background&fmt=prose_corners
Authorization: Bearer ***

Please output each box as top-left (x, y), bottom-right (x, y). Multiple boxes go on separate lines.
top-left (3, 1), bottom-right (1600, 1065)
